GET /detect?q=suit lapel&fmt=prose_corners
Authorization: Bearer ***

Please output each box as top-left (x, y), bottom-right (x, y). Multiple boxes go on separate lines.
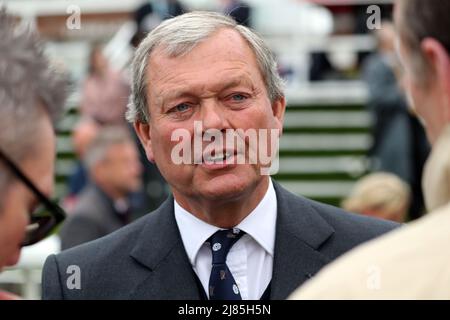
top-left (128, 197), bottom-right (201, 299)
top-left (270, 182), bottom-right (335, 299)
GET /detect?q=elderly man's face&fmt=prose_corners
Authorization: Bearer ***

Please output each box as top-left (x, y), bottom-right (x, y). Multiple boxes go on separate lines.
top-left (136, 28), bottom-right (285, 202)
top-left (95, 142), bottom-right (143, 195)
top-left (0, 115), bottom-right (55, 270)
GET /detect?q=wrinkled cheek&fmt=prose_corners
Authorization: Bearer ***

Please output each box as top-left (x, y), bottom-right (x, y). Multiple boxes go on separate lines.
top-left (153, 136), bottom-right (188, 180)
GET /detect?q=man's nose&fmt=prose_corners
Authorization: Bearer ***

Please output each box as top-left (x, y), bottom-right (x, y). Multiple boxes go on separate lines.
top-left (200, 99), bottom-right (228, 131)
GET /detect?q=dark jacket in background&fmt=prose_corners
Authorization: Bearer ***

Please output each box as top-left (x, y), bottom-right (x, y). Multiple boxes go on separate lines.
top-left (59, 184), bottom-right (133, 250)
top-left (363, 53), bottom-right (430, 219)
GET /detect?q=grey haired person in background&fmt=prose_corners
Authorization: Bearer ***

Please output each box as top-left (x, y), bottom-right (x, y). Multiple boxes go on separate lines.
top-left (0, 9), bottom-right (70, 299)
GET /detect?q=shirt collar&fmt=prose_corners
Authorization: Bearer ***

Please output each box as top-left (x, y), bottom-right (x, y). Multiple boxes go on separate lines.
top-left (174, 179), bottom-right (277, 266)
top-left (236, 179), bottom-right (277, 257)
top-left (174, 200), bottom-right (219, 266)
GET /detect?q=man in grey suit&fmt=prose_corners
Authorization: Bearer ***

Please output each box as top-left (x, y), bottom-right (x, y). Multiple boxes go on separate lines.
top-left (42, 11), bottom-right (397, 300)
top-left (60, 127), bottom-right (143, 250)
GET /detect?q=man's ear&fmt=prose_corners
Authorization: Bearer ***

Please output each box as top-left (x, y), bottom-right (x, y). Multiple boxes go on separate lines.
top-left (134, 121), bottom-right (155, 162)
top-left (421, 38), bottom-right (450, 117)
top-left (272, 96), bottom-right (286, 135)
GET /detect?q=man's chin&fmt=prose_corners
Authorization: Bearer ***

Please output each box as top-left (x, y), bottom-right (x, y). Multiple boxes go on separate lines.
top-left (198, 174), bottom-right (257, 200)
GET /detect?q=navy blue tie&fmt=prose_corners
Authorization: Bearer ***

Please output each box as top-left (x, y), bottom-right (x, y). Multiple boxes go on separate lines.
top-left (208, 228), bottom-right (245, 300)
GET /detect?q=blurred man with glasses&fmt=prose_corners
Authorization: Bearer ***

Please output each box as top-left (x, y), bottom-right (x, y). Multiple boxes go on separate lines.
top-left (0, 9), bottom-right (69, 298)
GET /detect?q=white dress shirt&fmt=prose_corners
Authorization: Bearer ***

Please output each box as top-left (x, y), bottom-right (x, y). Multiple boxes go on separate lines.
top-left (174, 179), bottom-right (277, 300)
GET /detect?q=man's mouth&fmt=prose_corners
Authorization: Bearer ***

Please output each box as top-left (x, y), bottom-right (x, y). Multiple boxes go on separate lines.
top-left (202, 150), bottom-right (234, 163)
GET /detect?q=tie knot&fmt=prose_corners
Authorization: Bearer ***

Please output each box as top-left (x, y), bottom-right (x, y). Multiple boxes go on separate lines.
top-left (208, 228), bottom-right (245, 265)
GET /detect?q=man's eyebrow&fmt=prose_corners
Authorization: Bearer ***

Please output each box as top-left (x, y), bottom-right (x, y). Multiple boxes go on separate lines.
top-left (219, 76), bottom-right (254, 92)
top-left (161, 75), bottom-right (254, 104)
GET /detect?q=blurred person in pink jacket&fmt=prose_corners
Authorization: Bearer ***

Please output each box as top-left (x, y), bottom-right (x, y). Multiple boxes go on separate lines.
top-left (80, 44), bottom-right (131, 126)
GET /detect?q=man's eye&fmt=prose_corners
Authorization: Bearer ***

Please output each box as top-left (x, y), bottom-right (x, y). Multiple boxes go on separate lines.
top-left (173, 103), bottom-right (191, 112)
top-left (230, 94), bottom-right (247, 101)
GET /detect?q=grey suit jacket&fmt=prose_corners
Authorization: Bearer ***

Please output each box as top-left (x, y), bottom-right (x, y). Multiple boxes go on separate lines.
top-left (42, 182), bottom-right (398, 299)
top-left (59, 184), bottom-right (127, 250)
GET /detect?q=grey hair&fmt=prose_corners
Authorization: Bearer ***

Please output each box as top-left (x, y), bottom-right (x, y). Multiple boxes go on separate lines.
top-left (0, 9), bottom-right (70, 190)
top-left (83, 126), bottom-right (133, 171)
top-left (126, 11), bottom-right (285, 124)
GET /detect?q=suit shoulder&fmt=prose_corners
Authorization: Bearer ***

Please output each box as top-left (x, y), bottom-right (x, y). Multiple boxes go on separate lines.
top-left (275, 183), bottom-right (399, 235)
top-left (273, 183), bottom-right (399, 250)
top-left (308, 198), bottom-right (399, 239)
top-left (55, 211), bottom-right (153, 265)
top-left (43, 200), bottom-right (174, 299)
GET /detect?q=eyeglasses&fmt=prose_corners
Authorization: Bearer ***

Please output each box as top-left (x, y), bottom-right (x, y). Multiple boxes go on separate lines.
top-left (0, 149), bottom-right (66, 247)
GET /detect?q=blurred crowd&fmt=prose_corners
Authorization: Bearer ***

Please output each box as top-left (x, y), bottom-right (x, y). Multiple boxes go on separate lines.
top-left (1, 0), bottom-right (449, 300)
top-left (62, 0), bottom-right (428, 245)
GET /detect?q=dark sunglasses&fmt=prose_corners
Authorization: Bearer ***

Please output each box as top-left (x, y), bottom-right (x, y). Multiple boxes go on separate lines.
top-left (0, 149), bottom-right (66, 247)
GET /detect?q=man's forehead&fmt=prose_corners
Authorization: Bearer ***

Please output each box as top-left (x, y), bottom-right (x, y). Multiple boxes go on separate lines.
top-left (149, 28), bottom-right (254, 67)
